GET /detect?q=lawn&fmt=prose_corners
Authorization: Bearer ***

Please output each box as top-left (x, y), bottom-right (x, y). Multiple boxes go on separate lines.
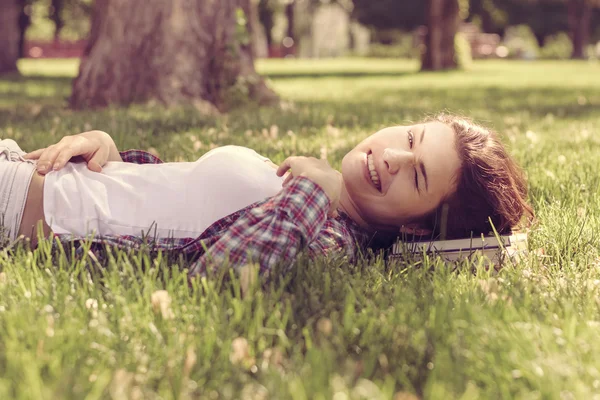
top-left (1, 58), bottom-right (599, 399)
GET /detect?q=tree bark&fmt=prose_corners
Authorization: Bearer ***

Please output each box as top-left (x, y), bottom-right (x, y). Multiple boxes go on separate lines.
top-left (285, 1), bottom-right (295, 41)
top-left (421, 0), bottom-right (460, 71)
top-left (0, 0), bottom-right (21, 75)
top-left (568, 0), bottom-right (591, 59)
top-left (534, 32), bottom-right (545, 48)
top-left (18, 0), bottom-right (30, 59)
top-left (258, 0), bottom-right (274, 48)
top-left (50, 0), bottom-right (65, 43)
top-left (71, 0), bottom-right (277, 111)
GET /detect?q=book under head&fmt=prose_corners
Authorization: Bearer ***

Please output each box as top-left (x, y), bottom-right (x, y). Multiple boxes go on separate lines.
top-left (388, 232), bottom-right (528, 266)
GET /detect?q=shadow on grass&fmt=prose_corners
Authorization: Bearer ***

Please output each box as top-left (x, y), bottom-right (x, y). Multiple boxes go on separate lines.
top-left (2, 74), bottom-right (599, 142)
top-left (262, 70), bottom-right (418, 79)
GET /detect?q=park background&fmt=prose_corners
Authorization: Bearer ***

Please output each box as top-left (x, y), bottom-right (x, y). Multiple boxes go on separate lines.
top-left (1, 0), bottom-right (600, 399)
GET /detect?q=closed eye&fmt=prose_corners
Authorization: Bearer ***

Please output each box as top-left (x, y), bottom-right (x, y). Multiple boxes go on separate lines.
top-left (409, 130), bottom-right (419, 191)
top-left (414, 168), bottom-right (419, 192)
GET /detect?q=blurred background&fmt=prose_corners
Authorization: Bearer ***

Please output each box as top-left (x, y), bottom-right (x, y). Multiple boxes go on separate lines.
top-left (1, 4), bottom-right (600, 398)
top-left (1, 0), bottom-right (599, 111)
top-left (5, 0), bottom-right (600, 65)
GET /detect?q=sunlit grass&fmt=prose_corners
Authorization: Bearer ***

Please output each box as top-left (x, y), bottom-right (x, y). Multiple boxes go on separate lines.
top-left (0, 58), bottom-right (599, 399)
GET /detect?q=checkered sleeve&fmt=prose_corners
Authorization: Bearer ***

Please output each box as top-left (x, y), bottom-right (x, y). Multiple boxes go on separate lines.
top-left (187, 176), bottom-right (331, 278)
top-left (119, 150), bottom-right (163, 164)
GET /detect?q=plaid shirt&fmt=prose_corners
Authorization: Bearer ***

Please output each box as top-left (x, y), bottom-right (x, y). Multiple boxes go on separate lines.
top-left (54, 150), bottom-right (370, 278)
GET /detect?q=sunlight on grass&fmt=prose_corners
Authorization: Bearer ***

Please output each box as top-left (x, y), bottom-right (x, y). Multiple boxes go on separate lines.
top-left (2, 58), bottom-right (600, 399)
top-left (18, 58), bottom-right (80, 77)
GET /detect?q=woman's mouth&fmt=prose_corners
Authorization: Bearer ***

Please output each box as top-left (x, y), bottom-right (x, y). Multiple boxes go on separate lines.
top-left (366, 151), bottom-right (381, 192)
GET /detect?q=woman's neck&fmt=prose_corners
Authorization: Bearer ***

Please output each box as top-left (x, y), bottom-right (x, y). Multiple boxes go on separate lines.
top-left (338, 182), bottom-right (402, 235)
top-left (338, 182), bottom-right (370, 229)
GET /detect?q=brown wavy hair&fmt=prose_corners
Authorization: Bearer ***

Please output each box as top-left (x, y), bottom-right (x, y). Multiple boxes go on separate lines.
top-left (422, 114), bottom-right (534, 239)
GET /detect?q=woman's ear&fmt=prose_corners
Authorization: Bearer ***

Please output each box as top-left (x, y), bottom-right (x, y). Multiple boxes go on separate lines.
top-left (399, 223), bottom-right (432, 236)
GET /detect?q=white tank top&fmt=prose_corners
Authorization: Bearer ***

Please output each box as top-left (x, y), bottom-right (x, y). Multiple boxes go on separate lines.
top-left (43, 146), bottom-right (285, 238)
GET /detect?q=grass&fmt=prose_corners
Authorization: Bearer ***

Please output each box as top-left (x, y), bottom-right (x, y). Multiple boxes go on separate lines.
top-left (0, 57), bottom-right (599, 399)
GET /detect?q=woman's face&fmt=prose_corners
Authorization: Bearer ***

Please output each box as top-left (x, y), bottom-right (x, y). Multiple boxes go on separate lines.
top-left (341, 121), bottom-right (462, 230)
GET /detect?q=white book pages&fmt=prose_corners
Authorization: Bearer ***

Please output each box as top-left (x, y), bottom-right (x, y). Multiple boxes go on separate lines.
top-left (388, 233), bottom-right (528, 266)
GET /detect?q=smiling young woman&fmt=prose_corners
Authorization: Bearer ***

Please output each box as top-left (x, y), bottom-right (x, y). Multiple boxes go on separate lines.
top-left (1, 113), bottom-right (532, 278)
top-left (339, 114), bottom-right (532, 239)
top-left (339, 120), bottom-right (461, 233)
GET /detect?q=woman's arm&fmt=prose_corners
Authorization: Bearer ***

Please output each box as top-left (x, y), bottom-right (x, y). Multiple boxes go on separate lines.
top-left (25, 130), bottom-right (125, 173)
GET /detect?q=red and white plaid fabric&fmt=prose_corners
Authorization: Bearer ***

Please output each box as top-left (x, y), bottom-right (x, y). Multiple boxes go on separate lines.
top-left (53, 150), bottom-right (370, 278)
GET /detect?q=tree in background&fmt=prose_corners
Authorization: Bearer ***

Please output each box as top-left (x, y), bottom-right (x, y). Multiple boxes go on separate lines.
top-left (468, 0), bottom-right (506, 35)
top-left (257, 0), bottom-right (275, 49)
top-left (70, 0), bottom-right (276, 110)
top-left (421, 0), bottom-right (462, 70)
top-left (18, 0), bottom-right (32, 58)
top-left (49, 0), bottom-right (64, 42)
top-left (568, 0), bottom-right (593, 58)
top-left (352, 0), bottom-right (461, 70)
top-left (485, 0), bottom-right (600, 58)
top-left (255, 0), bottom-right (297, 56)
top-left (285, 0), bottom-right (295, 47)
top-left (352, 0), bottom-right (425, 32)
top-left (475, 0), bottom-right (567, 45)
top-left (0, 0), bottom-right (21, 75)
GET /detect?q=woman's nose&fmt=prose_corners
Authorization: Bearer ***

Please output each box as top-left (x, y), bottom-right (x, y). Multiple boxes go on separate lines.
top-left (382, 148), bottom-right (414, 174)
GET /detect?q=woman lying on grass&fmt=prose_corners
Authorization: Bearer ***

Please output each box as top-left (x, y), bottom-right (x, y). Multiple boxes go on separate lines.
top-left (1, 114), bottom-right (532, 278)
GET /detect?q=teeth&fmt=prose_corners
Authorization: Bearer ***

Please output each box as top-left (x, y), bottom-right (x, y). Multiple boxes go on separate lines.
top-left (367, 153), bottom-right (381, 190)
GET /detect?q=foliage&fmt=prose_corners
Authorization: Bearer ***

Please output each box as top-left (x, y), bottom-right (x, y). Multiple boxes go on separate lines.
top-left (539, 32), bottom-right (574, 59)
top-left (502, 25), bottom-right (540, 59)
top-left (454, 31), bottom-right (473, 68)
top-left (482, 0), bottom-right (600, 42)
top-left (363, 43), bottom-right (419, 59)
top-left (25, 0), bottom-right (91, 41)
top-left (235, 7), bottom-right (251, 47)
top-left (468, 0), bottom-right (509, 33)
top-left (1, 58), bottom-right (600, 398)
top-left (25, 0), bottom-right (56, 40)
top-left (362, 32), bottom-right (418, 59)
top-left (351, 0), bottom-right (425, 32)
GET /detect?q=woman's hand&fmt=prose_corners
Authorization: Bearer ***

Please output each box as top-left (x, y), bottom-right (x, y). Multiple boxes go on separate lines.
top-left (24, 130), bottom-right (122, 174)
top-left (276, 156), bottom-right (342, 217)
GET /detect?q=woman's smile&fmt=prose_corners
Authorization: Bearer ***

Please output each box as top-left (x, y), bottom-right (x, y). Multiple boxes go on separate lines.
top-left (364, 150), bottom-right (382, 192)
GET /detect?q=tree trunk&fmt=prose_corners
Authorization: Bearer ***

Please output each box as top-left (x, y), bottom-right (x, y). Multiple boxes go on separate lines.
top-left (421, 0), bottom-right (460, 71)
top-left (285, 1), bottom-right (295, 41)
top-left (534, 32), bottom-right (545, 48)
top-left (258, 0), bottom-right (274, 48)
top-left (568, 0), bottom-right (591, 59)
top-left (18, 0), bottom-right (30, 59)
top-left (71, 0), bottom-right (277, 111)
top-left (0, 0), bottom-right (21, 75)
top-left (283, 0), bottom-right (296, 56)
top-left (50, 0), bottom-right (65, 43)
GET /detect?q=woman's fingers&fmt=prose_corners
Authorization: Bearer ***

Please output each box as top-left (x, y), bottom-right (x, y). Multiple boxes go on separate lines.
top-left (282, 172), bottom-right (293, 187)
top-left (86, 145), bottom-right (109, 172)
top-left (36, 139), bottom-right (80, 173)
top-left (276, 158), bottom-right (292, 177)
top-left (277, 156), bottom-right (305, 177)
top-left (23, 148), bottom-right (45, 160)
top-left (53, 144), bottom-right (81, 171)
top-left (33, 136), bottom-right (92, 174)
top-left (35, 145), bottom-right (62, 174)
top-left (25, 132), bottom-right (112, 175)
